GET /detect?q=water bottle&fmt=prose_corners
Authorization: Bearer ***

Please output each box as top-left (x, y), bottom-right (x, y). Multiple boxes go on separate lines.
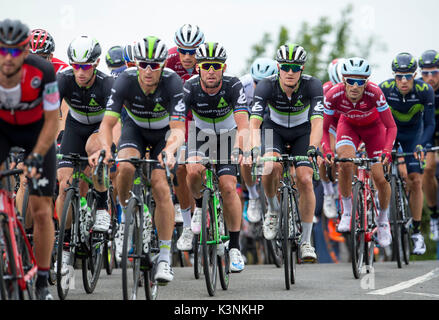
top-left (80, 197), bottom-right (87, 213)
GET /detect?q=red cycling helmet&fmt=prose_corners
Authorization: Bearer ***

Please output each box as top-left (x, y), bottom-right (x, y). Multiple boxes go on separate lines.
top-left (29, 29), bottom-right (55, 55)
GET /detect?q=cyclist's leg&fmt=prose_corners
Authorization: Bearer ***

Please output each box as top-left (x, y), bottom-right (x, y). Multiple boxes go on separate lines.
top-left (423, 150), bottom-right (438, 215)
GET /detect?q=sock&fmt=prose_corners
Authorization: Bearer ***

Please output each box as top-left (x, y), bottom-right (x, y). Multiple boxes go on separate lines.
top-left (341, 196), bottom-right (352, 216)
top-left (322, 181), bottom-right (334, 196)
top-left (378, 206), bottom-right (389, 223)
top-left (159, 240), bottom-right (172, 264)
top-left (266, 196), bottom-right (280, 213)
top-left (121, 206), bottom-right (127, 223)
top-left (229, 231), bottom-right (240, 250)
top-left (301, 222), bottom-right (313, 244)
top-left (429, 206), bottom-right (439, 219)
top-left (413, 220), bottom-right (421, 234)
top-left (36, 268), bottom-right (49, 288)
top-left (246, 184), bottom-right (259, 200)
top-left (181, 207), bottom-right (192, 228)
top-left (96, 191), bottom-right (108, 210)
top-left (195, 197), bottom-right (203, 209)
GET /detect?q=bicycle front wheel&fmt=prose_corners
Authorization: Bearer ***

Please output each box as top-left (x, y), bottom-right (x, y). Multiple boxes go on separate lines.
top-left (0, 215), bottom-right (20, 300)
top-left (280, 187), bottom-right (291, 290)
top-left (121, 198), bottom-right (143, 300)
top-left (389, 176), bottom-right (402, 268)
top-left (400, 184), bottom-right (412, 265)
top-left (201, 189), bottom-right (218, 296)
top-left (351, 182), bottom-right (365, 279)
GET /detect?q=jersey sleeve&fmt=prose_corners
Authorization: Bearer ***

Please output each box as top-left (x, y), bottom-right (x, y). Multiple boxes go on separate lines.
top-left (41, 60), bottom-right (60, 111)
top-left (308, 77), bottom-right (324, 121)
top-left (168, 73), bottom-right (186, 122)
top-left (182, 80), bottom-right (193, 117)
top-left (421, 83), bottom-right (436, 146)
top-left (250, 78), bottom-right (271, 122)
top-left (105, 73), bottom-right (127, 118)
top-left (373, 88), bottom-right (397, 152)
top-left (230, 78), bottom-right (248, 115)
top-left (321, 88), bottom-right (337, 154)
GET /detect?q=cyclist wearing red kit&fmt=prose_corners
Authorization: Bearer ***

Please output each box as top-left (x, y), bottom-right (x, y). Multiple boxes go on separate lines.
top-left (29, 29), bottom-right (68, 74)
top-left (322, 57), bottom-right (397, 248)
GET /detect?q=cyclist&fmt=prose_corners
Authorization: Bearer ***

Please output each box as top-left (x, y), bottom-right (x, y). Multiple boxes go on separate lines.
top-left (90, 36), bottom-right (186, 284)
top-left (183, 42), bottom-right (249, 272)
top-left (321, 58), bottom-right (345, 219)
top-left (55, 36), bottom-right (114, 245)
top-left (29, 28), bottom-right (69, 74)
top-left (249, 43), bottom-right (324, 262)
top-left (165, 24), bottom-right (204, 251)
top-left (0, 19), bottom-right (60, 299)
top-left (322, 57), bottom-right (397, 248)
top-left (123, 43), bottom-right (136, 68)
top-left (379, 52), bottom-right (435, 254)
top-left (240, 57), bottom-right (278, 223)
top-left (105, 45), bottom-right (126, 78)
top-left (419, 49), bottom-right (439, 242)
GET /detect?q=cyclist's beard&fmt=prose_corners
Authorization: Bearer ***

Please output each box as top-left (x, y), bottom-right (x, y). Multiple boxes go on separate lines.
top-left (1, 63), bottom-right (21, 79)
top-left (201, 77), bottom-right (221, 89)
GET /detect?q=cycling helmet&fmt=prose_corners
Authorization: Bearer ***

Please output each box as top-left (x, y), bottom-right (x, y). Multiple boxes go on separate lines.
top-left (341, 57), bottom-right (371, 77)
top-left (105, 45), bottom-right (125, 68)
top-left (174, 24), bottom-right (205, 48)
top-left (0, 19), bottom-right (31, 46)
top-left (250, 57), bottom-right (278, 81)
top-left (195, 42), bottom-right (227, 63)
top-left (123, 43), bottom-right (135, 63)
top-left (67, 35), bottom-right (101, 64)
top-left (29, 29), bottom-right (55, 54)
top-left (327, 58), bottom-right (345, 84)
top-left (134, 36), bottom-right (168, 62)
top-left (418, 50), bottom-right (439, 69)
top-left (392, 52), bottom-right (417, 73)
top-left (276, 43), bottom-right (307, 65)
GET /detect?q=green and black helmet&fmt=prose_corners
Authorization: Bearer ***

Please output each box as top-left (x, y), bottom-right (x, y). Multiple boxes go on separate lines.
top-left (195, 42), bottom-right (227, 63)
top-left (134, 36), bottom-right (168, 63)
top-left (276, 43), bottom-right (307, 65)
top-left (391, 52), bottom-right (417, 73)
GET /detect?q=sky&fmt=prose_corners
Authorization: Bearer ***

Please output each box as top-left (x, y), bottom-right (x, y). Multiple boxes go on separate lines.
top-left (2, 0), bottom-right (438, 83)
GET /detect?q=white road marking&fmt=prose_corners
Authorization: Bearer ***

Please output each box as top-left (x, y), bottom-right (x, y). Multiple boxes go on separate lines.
top-left (367, 268), bottom-right (439, 296)
top-left (404, 291), bottom-right (439, 298)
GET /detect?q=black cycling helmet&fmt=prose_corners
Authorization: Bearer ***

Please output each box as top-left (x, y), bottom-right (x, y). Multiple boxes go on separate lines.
top-left (0, 19), bottom-right (31, 46)
top-left (105, 45), bottom-right (125, 68)
top-left (419, 50), bottom-right (439, 69)
top-left (391, 52), bottom-right (417, 73)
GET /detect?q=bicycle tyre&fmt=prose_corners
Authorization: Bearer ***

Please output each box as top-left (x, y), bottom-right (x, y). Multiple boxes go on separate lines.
top-left (400, 185), bottom-right (412, 265)
top-left (364, 191), bottom-right (377, 273)
top-left (217, 203), bottom-right (229, 291)
top-left (193, 233), bottom-right (202, 279)
top-left (280, 187), bottom-right (291, 290)
top-left (56, 189), bottom-right (77, 300)
top-left (201, 189), bottom-right (218, 296)
top-left (389, 176), bottom-right (402, 268)
top-left (104, 191), bottom-right (118, 275)
top-left (121, 198), bottom-right (143, 300)
top-left (0, 215), bottom-right (20, 300)
top-left (289, 191), bottom-right (300, 285)
top-left (351, 181), bottom-right (365, 279)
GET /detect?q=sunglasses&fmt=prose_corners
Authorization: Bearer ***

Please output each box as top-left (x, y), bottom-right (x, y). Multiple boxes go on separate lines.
top-left (177, 47), bottom-right (196, 55)
top-left (421, 69), bottom-right (439, 77)
top-left (345, 77), bottom-right (367, 86)
top-left (279, 63), bottom-right (303, 73)
top-left (71, 63), bottom-right (94, 71)
top-left (136, 61), bottom-right (164, 71)
top-left (394, 73), bottom-right (414, 81)
top-left (0, 47), bottom-right (25, 58)
top-left (199, 62), bottom-right (224, 71)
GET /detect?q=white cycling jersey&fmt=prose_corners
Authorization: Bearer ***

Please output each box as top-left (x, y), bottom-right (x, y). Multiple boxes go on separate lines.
top-left (239, 73), bottom-right (255, 111)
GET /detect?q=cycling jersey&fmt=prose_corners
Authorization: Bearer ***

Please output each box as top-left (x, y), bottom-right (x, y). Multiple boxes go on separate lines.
top-left (183, 74), bottom-right (248, 133)
top-left (379, 78), bottom-right (435, 147)
top-left (250, 74), bottom-right (324, 128)
top-left (57, 69), bottom-right (114, 125)
top-left (0, 54), bottom-right (60, 125)
top-left (322, 82), bottom-right (397, 156)
top-left (105, 67), bottom-right (185, 129)
top-left (239, 73), bottom-right (255, 109)
top-left (52, 57), bottom-right (69, 74)
top-left (323, 80), bottom-right (334, 95)
top-left (165, 46), bottom-right (198, 82)
top-left (323, 80), bottom-right (340, 137)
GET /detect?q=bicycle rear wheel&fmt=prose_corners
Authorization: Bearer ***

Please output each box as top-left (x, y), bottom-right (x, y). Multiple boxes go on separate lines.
top-left (351, 182), bottom-right (365, 279)
top-left (201, 189), bottom-right (218, 296)
top-left (121, 198), bottom-right (143, 300)
top-left (280, 187), bottom-right (291, 290)
top-left (56, 189), bottom-right (78, 300)
top-left (389, 176), bottom-right (402, 268)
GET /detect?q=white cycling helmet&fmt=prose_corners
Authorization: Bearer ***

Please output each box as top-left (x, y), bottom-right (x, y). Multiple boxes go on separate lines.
top-left (250, 57), bottom-right (278, 82)
top-left (327, 58), bottom-right (345, 84)
top-left (134, 36), bottom-right (168, 62)
top-left (67, 35), bottom-right (101, 64)
top-left (174, 24), bottom-right (205, 48)
top-left (341, 57), bottom-right (371, 77)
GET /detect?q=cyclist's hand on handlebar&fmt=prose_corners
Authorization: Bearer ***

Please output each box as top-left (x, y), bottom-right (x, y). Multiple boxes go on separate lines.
top-left (231, 147), bottom-right (243, 165)
top-left (307, 145), bottom-right (324, 166)
top-left (324, 151), bottom-right (334, 165)
top-left (89, 147), bottom-right (111, 167)
top-left (413, 144), bottom-right (425, 162)
top-left (23, 153), bottom-right (43, 179)
top-left (159, 149), bottom-right (176, 169)
top-left (381, 150), bottom-right (391, 165)
top-left (242, 150), bottom-right (253, 167)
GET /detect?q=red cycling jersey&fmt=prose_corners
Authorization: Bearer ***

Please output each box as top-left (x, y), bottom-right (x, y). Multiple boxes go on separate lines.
top-left (322, 82), bottom-right (397, 156)
top-left (323, 81), bottom-right (334, 95)
top-left (165, 46), bottom-right (198, 141)
top-left (0, 55), bottom-right (59, 125)
top-left (52, 57), bottom-right (69, 74)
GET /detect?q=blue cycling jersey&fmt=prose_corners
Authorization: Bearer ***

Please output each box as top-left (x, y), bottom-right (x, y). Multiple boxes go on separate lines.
top-left (379, 78), bottom-right (435, 147)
